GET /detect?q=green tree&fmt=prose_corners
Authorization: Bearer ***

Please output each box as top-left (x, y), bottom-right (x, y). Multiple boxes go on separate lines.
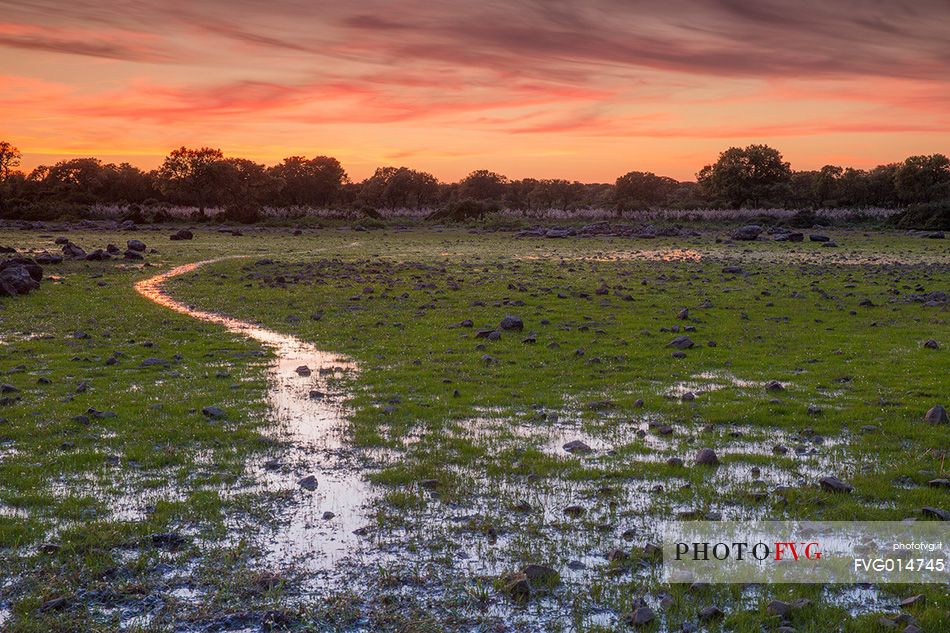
top-left (268, 155), bottom-right (347, 206)
top-left (894, 154), bottom-right (950, 204)
top-left (0, 141), bottom-right (21, 182)
top-left (157, 146), bottom-right (225, 213)
top-left (458, 169), bottom-right (507, 201)
top-left (614, 171), bottom-right (678, 210)
top-left (697, 145), bottom-right (792, 208)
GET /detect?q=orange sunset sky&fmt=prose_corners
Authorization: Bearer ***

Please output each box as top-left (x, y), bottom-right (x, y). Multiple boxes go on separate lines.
top-left (3, 1), bottom-right (949, 182)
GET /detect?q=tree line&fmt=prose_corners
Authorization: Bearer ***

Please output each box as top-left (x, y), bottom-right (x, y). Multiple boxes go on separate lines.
top-left (0, 141), bottom-right (947, 223)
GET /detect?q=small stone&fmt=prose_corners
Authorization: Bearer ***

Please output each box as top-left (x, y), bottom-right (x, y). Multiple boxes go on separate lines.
top-left (201, 406), bottom-right (225, 419)
top-left (765, 380), bottom-right (784, 391)
top-left (766, 600), bottom-right (792, 617)
top-left (563, 440), bottom-right (593, 455)
top-left (295, 365), bottom-right (311, 376)
top-left (899, 595), bottom-right (925, 608)
top-left (624, 606), bottom-right (655, 626)
top-left (668, 335), bottom-right (695, 350)
top-left (498, 315), bottom-right (524, 331)
top-left (921, 506), bottom-right (949, 520)
top-left (694, 448), bottom-right (719, 466)
top-left (923, 404), bottom-right (948, 424)
top-left (819, 476), bottom-right (853, 493)
top-left (298, 475), bottom-right (318, 491)
top-left (923, 339), bottom-right (939, 349)
top-left (698, 605), bottom-right (724, 621)
top-left (322, 511), bottom-right (335, 520)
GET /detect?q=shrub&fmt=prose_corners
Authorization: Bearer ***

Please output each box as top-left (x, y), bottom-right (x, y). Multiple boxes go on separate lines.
top-left (789, 208), bottom-right (818, 228)
top-left (887, 200), bottom-right (950, 230)
top-left (427, 198), bottom-right (498, 222)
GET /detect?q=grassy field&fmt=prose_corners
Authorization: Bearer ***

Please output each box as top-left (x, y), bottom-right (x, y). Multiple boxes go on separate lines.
top-left (0, 224), bottom-right (947, 632)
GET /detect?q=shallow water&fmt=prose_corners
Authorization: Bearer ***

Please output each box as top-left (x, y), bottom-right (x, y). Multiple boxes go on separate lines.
top-left (136, 259), bottom-right (376, 571)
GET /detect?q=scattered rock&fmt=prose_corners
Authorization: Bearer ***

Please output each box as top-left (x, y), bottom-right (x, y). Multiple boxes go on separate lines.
top-left (624, 606), bottom-right (655, 626)
top-left (921, 506), bottom-right (949, 520)
top-left (298, 475), bottom-right (318, 491)
top-left (498, 315), bottom-right (524, 331)
top-left (563, 440), bottom-right (593, 455)
top-left (923, 404), bottom-right (948, 424)
top-left (818, 476), bottom-right (853, 493)
top-left (668, 335), bottom-right (695, 350)
top-left (127, 239), bottom-right (147, 252)
top-left (170, 229), bottom-right (194, 241)
top-left (923, 339), bottom-right (939, 349)
top-left (201, 405), bottom-right (225, 419)
top-left (694, 448), bottom-right (719, 466)
top-left (765, 380), bottom-right (784, 391)
top-left (731, 225), bottom-right (763, 241)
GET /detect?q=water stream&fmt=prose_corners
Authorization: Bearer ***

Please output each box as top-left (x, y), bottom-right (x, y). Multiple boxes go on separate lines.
top-left (135, 258), bottom-right (375, 573)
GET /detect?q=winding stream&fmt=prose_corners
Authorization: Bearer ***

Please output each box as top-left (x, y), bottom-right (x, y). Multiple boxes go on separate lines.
top-left (135, 258), bottom-right (375, 573)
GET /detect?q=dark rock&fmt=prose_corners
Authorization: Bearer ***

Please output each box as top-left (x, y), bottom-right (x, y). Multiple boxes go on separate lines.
top-left (201, 405), bottom-right (225, 419)
top-left (35, 252), bottom-right (63, 265)
top-left (819, 476), bottom-right (853, 493)
top-left (668, 335), bottom-right (695, 350)
top-left (563, 439), bottom-right (593, 455)
top-left (921, 506), bottom-right (949, 520)
top-left (127, 239), bottom-right (147, 252)
top-left (124, 249), bottom-right (144, 260)
top-left (694, 448), bottom-right (719, 466)
top-left (170, 229), bottom-right (194, 241)
top-left (809, 234), bottom-right (831, 242)
top-left (298, 475), bottom-right (318, 491)
top-left (0, 262), bottom-right (41, 296)
top-left (923, 404), bottom-right (948, 424)
top-left (731, 225), bottom-right (763, 241)
top-left (148, 532), bottom-right (185, 549)
top-left (624, 606), bottom-right (655, 626)
top-left (698, 606), bottom-right (724, 621)
top-left (765, 380), bottom-right (784, 391)
top-left (923, 339), bottom-right (939, 349)
top-left (499, 315), bottom-right (524, 331)
top-left (62, 242), bottom-right (86, 258)
top-left (766, 600), bottom-right (792, 617)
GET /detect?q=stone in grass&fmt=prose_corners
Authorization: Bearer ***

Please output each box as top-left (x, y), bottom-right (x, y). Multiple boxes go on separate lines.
top-left (923, 404), bottom-right (948, 424)
top-left (148, 532), bottom-right (185, 549)
top-left (694, 448), bottom-right (719, 466)
top-left (298, 475), bottom-right (318, 491)
top-left (765, 380), bottom-right (784, 391)
top-left (624, 606), bottom-right (655, 626)
top-left (698, 605), bottom-right (725, 621)
top-left (668, 335), bottom-right (694, 350)
top-left (766, 600), bottom-right (792, 617)
top-left (127, 239), bottom-right (147, 252)
top-left (169, 229), bottom-right (193, 241)
top-left (899, 595), bottom-right (925, 608)
top-left (498, 315), bottom-right (524, 331)
top-left (563, 439), bottom-right (592, 455)
top-left (921, 506), bottom-right (949, 521)
top-left (818, 476), bottom-right (853, 493)
top-left (202, 405), bottom-right (225, 419)
top-left (923, 339), bottom-right (939, 349)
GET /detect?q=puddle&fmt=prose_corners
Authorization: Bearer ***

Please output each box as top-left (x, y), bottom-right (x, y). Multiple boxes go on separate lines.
top-left (135, 259), bottom-right (377, 572)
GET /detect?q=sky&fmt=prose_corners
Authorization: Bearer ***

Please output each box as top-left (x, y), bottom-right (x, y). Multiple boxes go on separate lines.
top-left (2, 0), bottom-right (949, 182)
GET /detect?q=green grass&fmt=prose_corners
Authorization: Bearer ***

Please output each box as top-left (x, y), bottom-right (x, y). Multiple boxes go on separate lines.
top-left (0, 225), bottom-right (947, 631)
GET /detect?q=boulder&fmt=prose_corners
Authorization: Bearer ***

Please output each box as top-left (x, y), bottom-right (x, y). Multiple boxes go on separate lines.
top-left (924, 404), bottom-right (948, 424)
top-left (731, 225), bottom-right (763, 241)
top-left (498, 315), bottom-right (524, 331)
top-left (0, 262), bottom-right (41, 297)
top-left (818, 476), bottom-right (853, 493)
top-left (127, 239), bottom-right (147, 252)
top-left (170, 229), bottom-right (193, 241)
top-left (694, 448), bottom-right (720, 466)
